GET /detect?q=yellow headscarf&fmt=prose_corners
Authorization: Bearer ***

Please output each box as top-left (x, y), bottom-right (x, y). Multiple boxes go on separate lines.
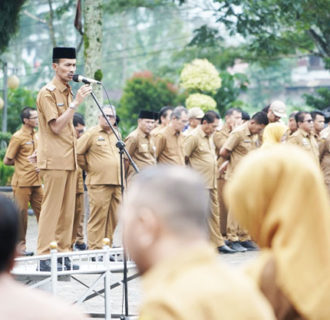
top-left (262, 123), bottom-right (287, 148)
top-left (224, 144), bottom-right (330, 320)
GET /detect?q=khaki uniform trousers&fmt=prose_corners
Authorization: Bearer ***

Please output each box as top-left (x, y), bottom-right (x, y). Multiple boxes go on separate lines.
top-left (37, 170), bottom-right (77, 255)
top-left (226, 211), bottom-right (250, 242)
top-left (208, 188), bottom-right (225, 247)
top-left (13, 186), bottom-right (43, 250)
top-left (87, 184), bottom-right (121, 249)
top-left (217, 177), bottom-right (228, 236)
top-left (71, 192), bottom-right (85, 246)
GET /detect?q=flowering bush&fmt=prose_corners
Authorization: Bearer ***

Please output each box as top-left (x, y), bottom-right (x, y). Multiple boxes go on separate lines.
top-left (186, 93), bottom-right (217, 112)
top-left (180, 59), bottom-right (221, 93)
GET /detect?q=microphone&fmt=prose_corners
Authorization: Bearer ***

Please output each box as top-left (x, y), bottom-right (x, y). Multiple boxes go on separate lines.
top-left (72, 74), bottom-right (101, 84)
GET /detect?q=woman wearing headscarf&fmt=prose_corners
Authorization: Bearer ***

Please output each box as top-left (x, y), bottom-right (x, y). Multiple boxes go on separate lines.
top-left (262, 122), bottom-right (287, 148)
top-left (225, 144), bottom-right (330, 320)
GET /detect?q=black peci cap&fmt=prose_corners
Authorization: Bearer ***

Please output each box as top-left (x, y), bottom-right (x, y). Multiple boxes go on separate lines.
top-left (52, 47), bottom-right (76, 60)
top-left (138, 110), bottom-right (155, 120)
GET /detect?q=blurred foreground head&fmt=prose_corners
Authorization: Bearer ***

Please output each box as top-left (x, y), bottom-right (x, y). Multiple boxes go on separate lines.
top-left (121, 166), bottom-right (209, 274)
top-left (0, 195), bottom-right (19, 273)
top-left (225, 144), bottom-right (330, 319)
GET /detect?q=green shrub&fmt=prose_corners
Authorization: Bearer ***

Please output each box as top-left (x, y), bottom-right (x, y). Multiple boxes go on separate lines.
top-left (0, 160), bottom-right (14, 186)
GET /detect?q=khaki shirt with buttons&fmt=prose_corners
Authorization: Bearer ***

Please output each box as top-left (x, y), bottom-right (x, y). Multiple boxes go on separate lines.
top-left (319, 127), bottom-right (330, 186)
top-left (5, 126), bottom-right (41, 187)
top-left (213, 124), bottom-right (231, 179)
top-left (223, 123), bottom-right (260, 180)
top-left (77, 125), bottom-right (121, 186)
top-left (124, 127), bottom-right (156, 178)
top-left (155, 126), bottom-right (185, 165)
top-left (184, 127), bottom-right (217, 189)
top-left (36, 77), bottom-right (77, 170)
top-left (287, 128), bottom-right (319, 164)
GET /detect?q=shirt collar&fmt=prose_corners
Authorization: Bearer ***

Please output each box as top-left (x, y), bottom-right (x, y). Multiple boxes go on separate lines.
top-left (52, 76), bottom-right (71, 93)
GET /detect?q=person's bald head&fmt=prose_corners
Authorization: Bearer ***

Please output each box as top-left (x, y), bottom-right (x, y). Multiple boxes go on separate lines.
top-left (121, 166), bottom-right (209, 273)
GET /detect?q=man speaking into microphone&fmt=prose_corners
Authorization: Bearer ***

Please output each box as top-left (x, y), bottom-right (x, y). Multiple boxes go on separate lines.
top-left (36, 47), bottom-right (92, 271)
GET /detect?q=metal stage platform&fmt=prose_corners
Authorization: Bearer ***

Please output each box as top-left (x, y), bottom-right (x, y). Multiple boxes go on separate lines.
top-left (12, 242), bottom-right (139, 319)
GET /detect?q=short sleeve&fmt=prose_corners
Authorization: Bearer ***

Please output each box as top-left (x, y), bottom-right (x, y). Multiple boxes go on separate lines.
top-left (223, 132), bottom-right (241, 152)
top-left (37, 90), bottom-right (58, 124)
top-left (155, 133), bottom-right (166, 160)
top-left (5, 136), bottom-right (21, 160)
top-left (183, 134), bottom-right (198, 158)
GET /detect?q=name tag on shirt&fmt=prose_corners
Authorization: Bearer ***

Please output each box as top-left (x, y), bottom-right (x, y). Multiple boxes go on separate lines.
top-left (25, 141), bottom-right (33, 145)
top-left (57, 103), bottom-right (64, 107)
top-left (97, 136), bottom-right (105, 141)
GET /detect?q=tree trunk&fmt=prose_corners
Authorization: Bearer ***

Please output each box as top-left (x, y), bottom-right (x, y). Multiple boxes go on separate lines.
top-left (83, 0), bottom-right (103, 127)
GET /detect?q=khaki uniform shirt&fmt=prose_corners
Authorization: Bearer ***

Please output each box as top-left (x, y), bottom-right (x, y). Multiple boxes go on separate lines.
top-left (150, 125), bottom-right (163, 137)
top-left (140, 245), bottom-right (275, 320)
top-left (287, 128), bottom-right (319, 164)
top-left (223, 123), bottom-right (260, 180)
top-left (184, 127), bottom-right (217, 189)
top-left (124, 128), bottom-right (156, 178)
top-left (155, 126), bottom-right (185, 165)
top-left (77, 125), bottom-right (121, 186)
top-left (281, 128), bottom-right (294, 142)
top-left (5, 126), bottom-right (41, 187)
top-left (320, 128), bottom-right (330, 186)
top-left (36, 77), bottom-right (76, 170)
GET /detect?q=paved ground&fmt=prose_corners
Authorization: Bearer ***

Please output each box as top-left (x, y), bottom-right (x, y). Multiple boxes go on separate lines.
top-left (22, 213), bottom-right (259, 319)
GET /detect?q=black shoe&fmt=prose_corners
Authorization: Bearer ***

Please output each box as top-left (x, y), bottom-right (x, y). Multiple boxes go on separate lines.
top-left (91, 255), bottom-right (116, 262)
top-left (240, 240), bottom-right (259, 251)
top-left (39, 259), bottom-right (67, 272)
top-left (74, 242), bottom-right (87, 251)
top-left (226, 240), bottom-right (247, 252)
top-left (23, 250), bottom-right (34, 256)
top-left (58, 257), bottom-right (80, 270)
top-left (218, 244), bottom-right (236, 254)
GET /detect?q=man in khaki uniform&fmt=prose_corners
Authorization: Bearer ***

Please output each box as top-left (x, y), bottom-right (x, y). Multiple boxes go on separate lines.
top-left (281, 111), bottom-right (298, 142)
top-left (320, 126), bottom-right (330, 196)
top-left (264, 100), bottom-right (287, 123)
top-left (121, 166), bottom-right (275, 320)
top-left (0, 195), bottom-right (87, 320)
top-left (155, 106), bottom-right (188, 165)
top-left (37, 47), bottom-right (91, 271)
top-left (124, 110), bottom-right (156, 182)
top-left (287, 112), bottom-right (319, 164)
top-left (183, 107), bottom-right (204, 136)
top-left (220, 112), bottom-right (268, 251)
top-left (213, 108), bottom-right (242, 237)
top-left (184, 111), bottom-right (234, 254)
top-left (150, 106), bottom-right (172, 136)
top-left (72, 113), bottom-right (87, 250)
top-left (4, 107), bottom-right (43, 256)
top-left (77, 106), bottom-right (121, 249)
top-left (311, 110), bottom-right (325, 142)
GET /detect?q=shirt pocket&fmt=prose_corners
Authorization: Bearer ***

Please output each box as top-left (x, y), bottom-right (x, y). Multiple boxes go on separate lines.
top-left (139, 143), bottom-right (149, 153)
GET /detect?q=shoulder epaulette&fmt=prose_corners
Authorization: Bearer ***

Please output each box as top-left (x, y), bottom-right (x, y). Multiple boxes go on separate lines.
top-left (46, 84), bottom-right (56, 92)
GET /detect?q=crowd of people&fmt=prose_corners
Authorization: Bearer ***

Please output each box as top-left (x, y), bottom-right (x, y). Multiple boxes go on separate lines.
top-left (1, 46), bottom-right (330, 319)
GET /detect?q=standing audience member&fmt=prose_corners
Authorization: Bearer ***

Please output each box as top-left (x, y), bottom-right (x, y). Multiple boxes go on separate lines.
top-left (184, 107), bottom-right (204, 135)
top-left (155, 106), bottom-right (188, 165)
top-left (77, 106), bottom-right (121, 249)
top-left (36, 47), bottom-right (91, 271)
top-left (72, 113), bottom-right (87, 251)
top-left (225, 145), bottom-right (330, 320)
top-left (281, 111), bottom-right (298, 142)
top-left (262, 122), bottom-right (287, 148)
top-left (184, 111), bottom-right (235, 254)
top-left (0, 195), bottom-right (87, 320)
top-left (311, 110), bottom-right (325, 141)
top-left (121, 166), bottom-right (275, 320)
top-left (3, 107), bottom-right (42, 256)
top-left (263, 101), bottom-right (286, 123)
top-left (320, 127), bottom-right (330, 196)
top-left (124, 110), bottom-right (156, 182)
top-left (220, 112), bottom-right (268, 252)
top-left (151, 106), bottom-right (173, 136)
top-left (287, 112), bottom-right (319, 164)
top-left (213, 108), bottom-right (242, 236)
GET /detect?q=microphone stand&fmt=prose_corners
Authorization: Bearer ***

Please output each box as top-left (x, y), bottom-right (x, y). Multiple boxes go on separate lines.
top-left (89, 89), bottom-right (139, 319)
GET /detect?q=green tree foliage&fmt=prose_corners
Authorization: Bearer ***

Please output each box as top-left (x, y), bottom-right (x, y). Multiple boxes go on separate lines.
top-left (119, 71), bottom-right (184, 136)
top-left (0, 88), bottom-right (38, 134)
top-left (0, 161), bottom-right (14, 185)
top-left (185, 0), bottom-right (330, 67)
top-left (0, 0), bottom-right (26, 53)
top-left (304, 88), bottom-right (330, 110)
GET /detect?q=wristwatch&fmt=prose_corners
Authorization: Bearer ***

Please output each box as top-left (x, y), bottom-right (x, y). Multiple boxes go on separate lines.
top-left (69, 102), bottom-right (77, 110)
